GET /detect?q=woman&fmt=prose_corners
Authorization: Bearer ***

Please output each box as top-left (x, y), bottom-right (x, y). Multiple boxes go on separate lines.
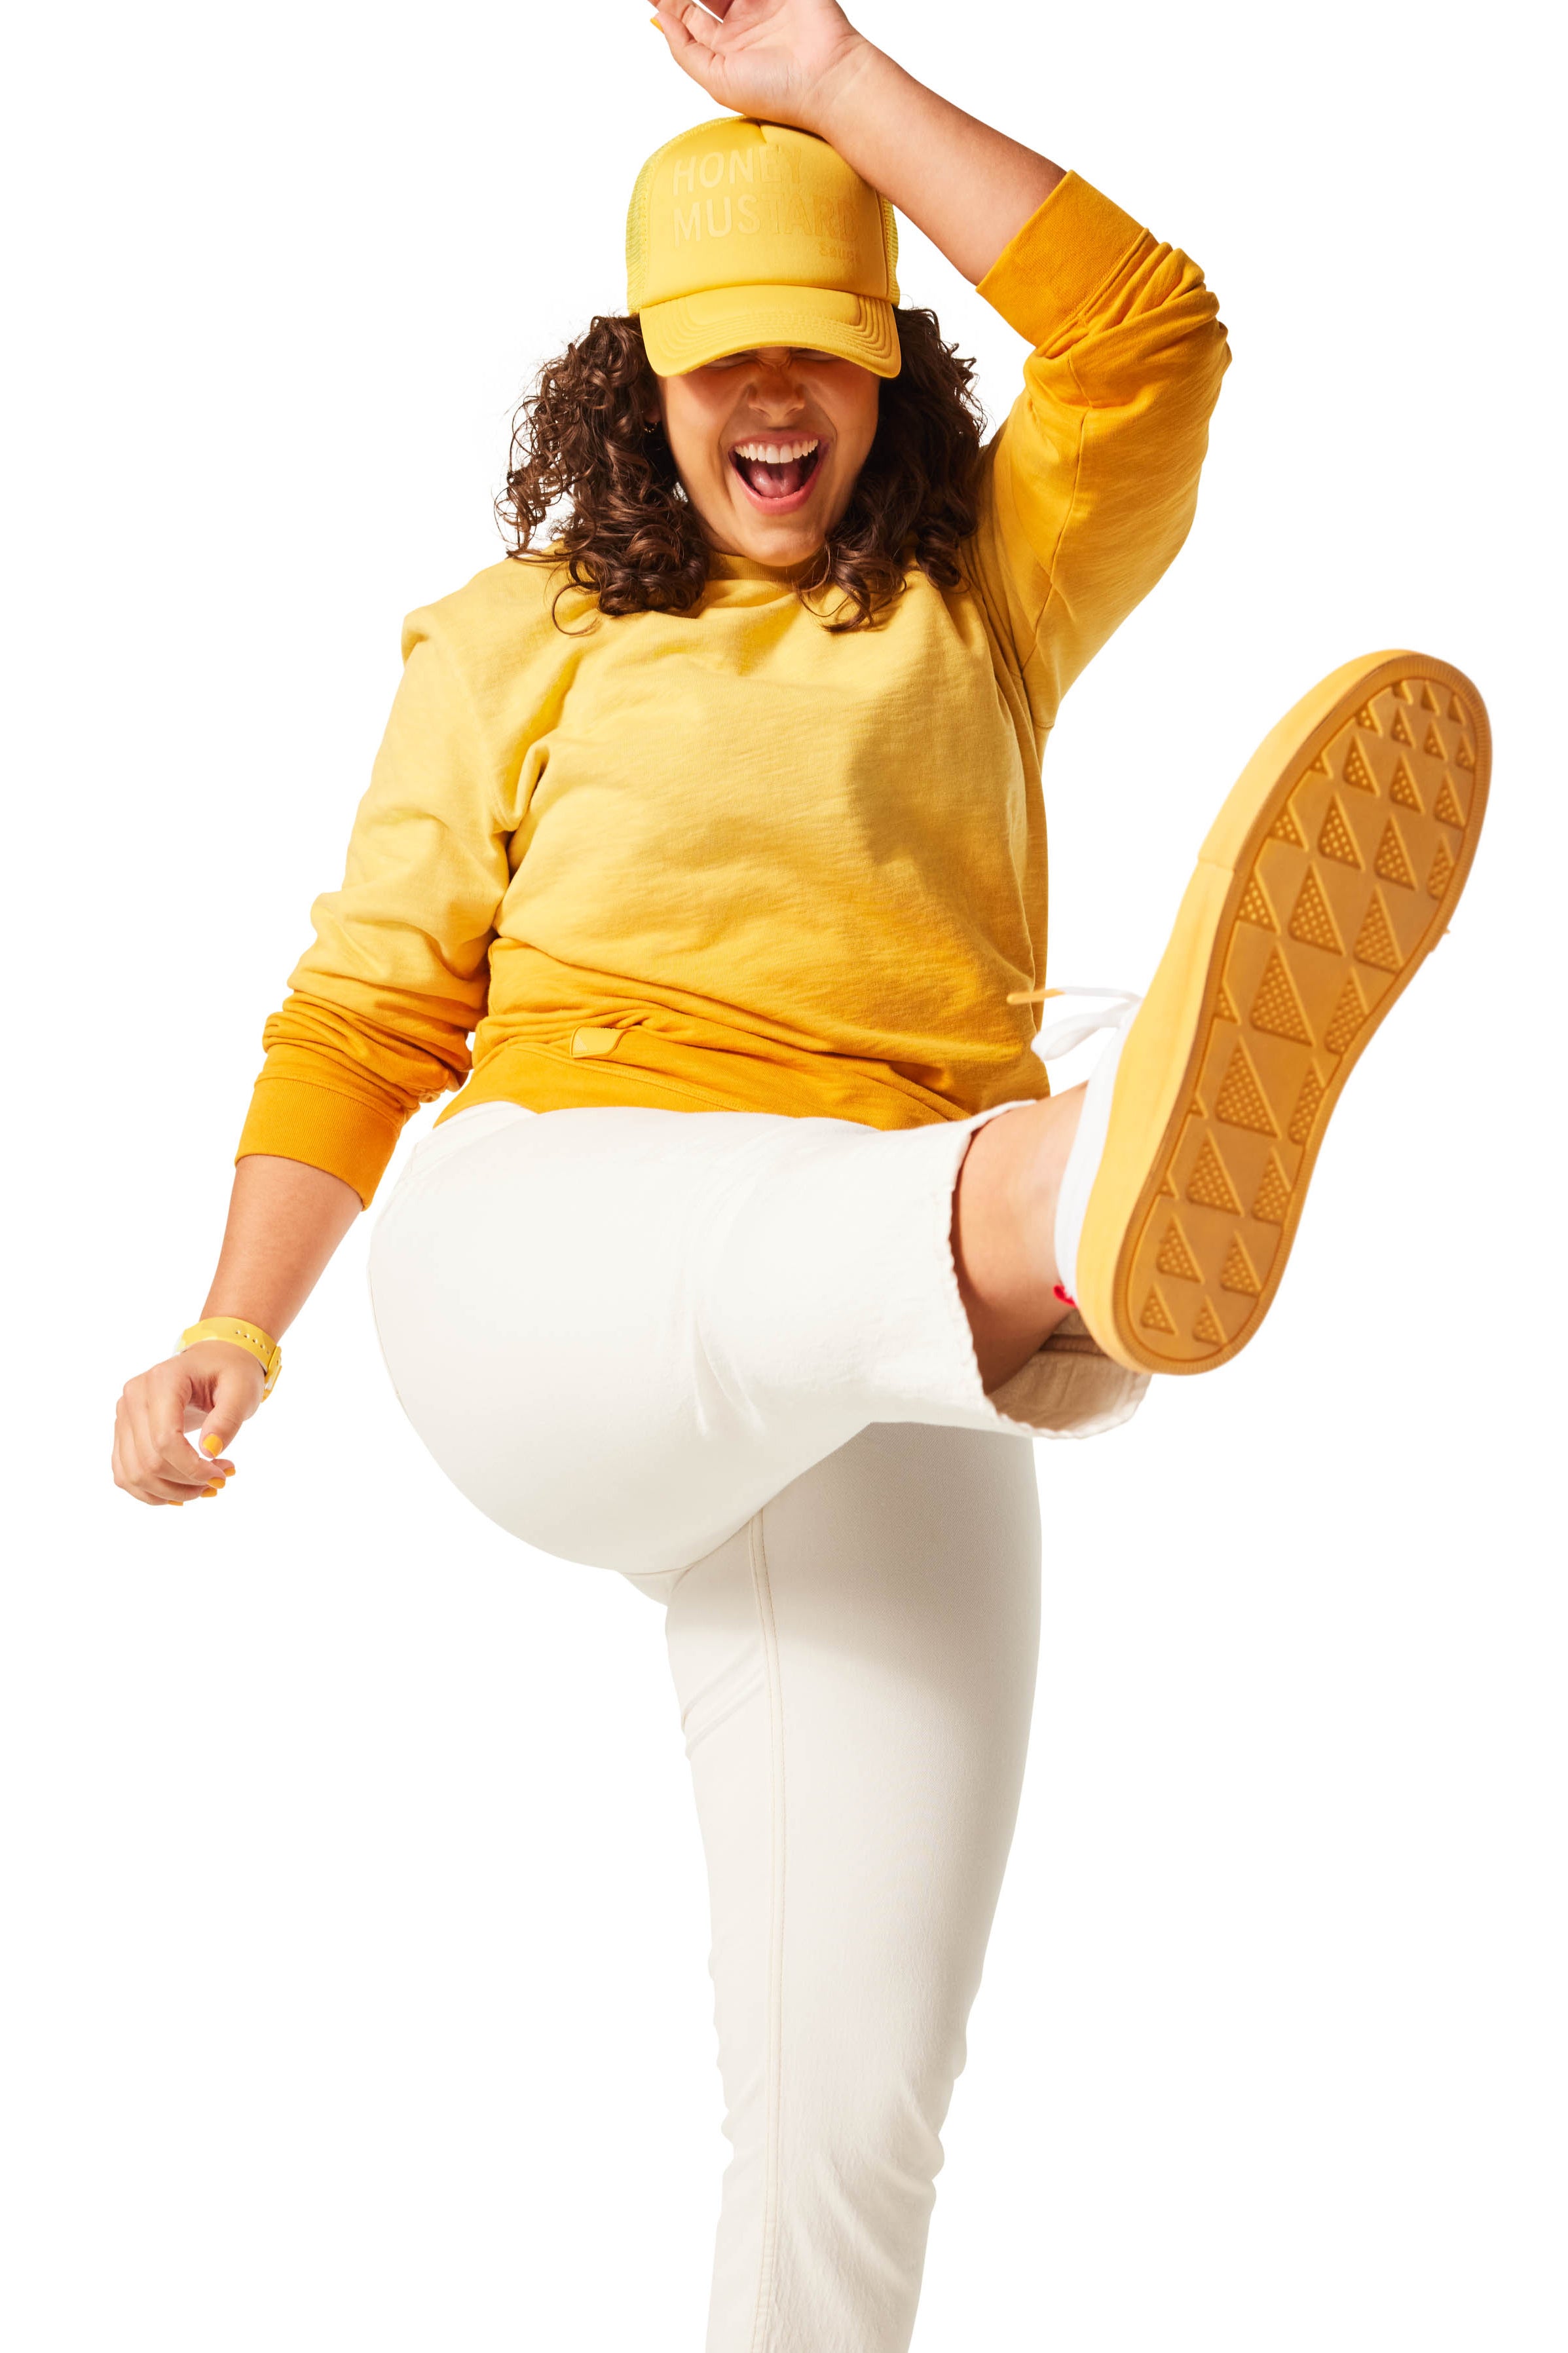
top-left (111, 3), bottom-right (1489, 2346)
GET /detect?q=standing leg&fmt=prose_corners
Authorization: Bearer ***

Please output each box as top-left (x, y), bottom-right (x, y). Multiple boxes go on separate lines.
top-left (661, 1421), bottom-right (1041, 2353)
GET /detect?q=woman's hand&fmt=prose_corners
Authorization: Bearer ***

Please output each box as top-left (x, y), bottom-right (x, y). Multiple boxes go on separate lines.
top-left (110, 1152), bottom-right (362, 1510)
top-left (112, 1341), bottom-right (263, 1506)
top-left (644, 0), bottom-right (1064, 288)
top-left (647, 0), bottom-right (873, 137)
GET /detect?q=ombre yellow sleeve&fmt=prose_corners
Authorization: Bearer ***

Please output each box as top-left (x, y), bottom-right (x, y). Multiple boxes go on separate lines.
top-left (967, 170), bottom-right (1231, 735)
top-left (236, 612), bottom-right (517, 1206)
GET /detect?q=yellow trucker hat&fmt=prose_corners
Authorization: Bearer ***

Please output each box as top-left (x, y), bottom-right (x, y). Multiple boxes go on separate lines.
top-left (626, 117), bottom-right (901, 378)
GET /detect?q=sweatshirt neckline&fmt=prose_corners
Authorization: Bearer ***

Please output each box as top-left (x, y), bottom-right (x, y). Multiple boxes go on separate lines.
top-left (706, 552), bottom-right (812, 585)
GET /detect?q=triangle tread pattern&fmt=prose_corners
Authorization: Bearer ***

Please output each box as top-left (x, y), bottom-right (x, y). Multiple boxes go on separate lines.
top-left (1155, 1218), bottom-right (1204, 1284)
top-left (1220, 1237), bottom-right (1261, 1296)
top-left (1185, 1134), bottom-right (1242, 1214)
top-left (1322, 972), bottom-right (1368, 1056)
top-left (1249, 949), bottom-right (1314, 1044)
top-left (1214, 1042), bottom-right (1279, 1136)
top-left (1288, 868), bottom-right (1344, 954)
top-left (1288, 1066), bottom-right (1325, 1146)
top-left (1192, 1300), bottom-right (1225, 1347)
top-left (1140, 1287), bottom-right (1177, 1335)
top-left (1389, 757), bottom-right (1423, 811)
top-left (1434, 775), bottom-right (1466, 829)
top-left (1353, 890), bottom-right (1403, 974)
top-left (1373, 818), bottom-right (1416, 890)
top-left (1237, 873), bottom-right (1276, 930)
top-left (1318, 797), bottom-right (1362, 867)
top-left (1251, 1155), bottom-right (1292, 1224)
top-left (1427, 837), bottom-right (1455, 899)
top-left (1343, 738), bottom-right (1377, 794)
top-left (1269, 803), bottom-right (1307, 848)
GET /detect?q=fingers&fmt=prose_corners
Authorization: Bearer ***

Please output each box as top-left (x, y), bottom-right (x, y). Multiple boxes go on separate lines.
top-left (651, 2), bottom-right (723, 63)
top-left (126, 1382), bottom-right (223, 1501)
top-left (113, 1414), bottom-right (226, 1505)
top-left (198, 1363), bottom-right (256, 1465)
top-left (113, 1361), bottom-right (240, 1508)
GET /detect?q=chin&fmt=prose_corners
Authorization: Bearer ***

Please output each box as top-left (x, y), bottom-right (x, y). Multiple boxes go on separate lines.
top-left (734, 524), bottom-right (826, 565)
top-left (720, 485), bottom-right (839, 567)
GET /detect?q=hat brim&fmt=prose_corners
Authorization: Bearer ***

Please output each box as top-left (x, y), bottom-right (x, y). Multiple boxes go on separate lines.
top-left (639, 284), bottom-right (900, 379)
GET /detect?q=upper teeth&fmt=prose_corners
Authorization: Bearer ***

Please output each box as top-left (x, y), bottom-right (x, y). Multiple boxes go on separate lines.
top-left (733, 438), bottom-right (819, 464)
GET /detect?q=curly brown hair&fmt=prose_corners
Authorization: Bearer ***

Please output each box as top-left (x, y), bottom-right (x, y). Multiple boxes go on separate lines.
top-left (497, 310), bottom-right (986, 635)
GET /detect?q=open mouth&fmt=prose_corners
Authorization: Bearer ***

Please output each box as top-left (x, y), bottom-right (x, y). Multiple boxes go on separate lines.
top-left (727, 436), bottom-right (826, 512)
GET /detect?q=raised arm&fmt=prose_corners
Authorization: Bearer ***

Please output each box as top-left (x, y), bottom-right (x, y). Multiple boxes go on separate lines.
top-left (649, 0), bottom-right (1064, 284)
top-left (652, 1), bottom-right (1230, 729)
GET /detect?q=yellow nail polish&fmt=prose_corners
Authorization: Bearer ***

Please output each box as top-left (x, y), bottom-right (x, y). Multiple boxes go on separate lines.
top-left (201, 1485), bottom-right (218, 1497)
top-left (201, 1432), bottom-right (222, 1456)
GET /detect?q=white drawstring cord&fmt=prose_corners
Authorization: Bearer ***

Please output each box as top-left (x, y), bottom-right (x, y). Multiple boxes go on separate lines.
top-left (1010, 984), bottom-right (1143, 1061)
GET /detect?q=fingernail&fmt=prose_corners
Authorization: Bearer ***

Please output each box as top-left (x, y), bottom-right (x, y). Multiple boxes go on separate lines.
top-left (201, 1433), bottom-right (222, 1456)
top-left (201, 1485), bottom-right (218, 1497)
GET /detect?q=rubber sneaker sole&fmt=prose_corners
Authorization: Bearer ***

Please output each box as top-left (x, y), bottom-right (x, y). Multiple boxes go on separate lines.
top-left (1073, 650), bottom-right (1491, 1374)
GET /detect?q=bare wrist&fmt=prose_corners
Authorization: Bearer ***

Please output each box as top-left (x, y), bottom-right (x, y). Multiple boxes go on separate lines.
top-left (178, 1337), bottom-right (267, 1384)
top-left (807, 34), bottom-right (886, 149)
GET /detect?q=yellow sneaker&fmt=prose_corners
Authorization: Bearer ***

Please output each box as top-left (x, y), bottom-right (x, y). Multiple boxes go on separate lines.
top-left (1050, 651), bottom-right (1490, 1374)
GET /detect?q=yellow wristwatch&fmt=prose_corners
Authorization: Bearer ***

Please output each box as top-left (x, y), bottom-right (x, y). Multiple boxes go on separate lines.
top-left (178, 1317), bottom-right (282, 1399)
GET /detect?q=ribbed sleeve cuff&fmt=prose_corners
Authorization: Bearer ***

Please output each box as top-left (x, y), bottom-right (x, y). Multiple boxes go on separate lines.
top-left (236, 1076), bottom-right (404, 1208)
top-left (976, 169), bottom-right (1150, 347)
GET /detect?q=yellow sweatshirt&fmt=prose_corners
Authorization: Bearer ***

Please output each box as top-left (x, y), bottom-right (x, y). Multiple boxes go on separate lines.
top-left (238, 171), bottom-right (1229, 1207)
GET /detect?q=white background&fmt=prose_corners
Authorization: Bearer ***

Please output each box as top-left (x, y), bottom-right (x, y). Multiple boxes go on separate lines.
top-left (3, 1), bottom-right (1562, 2346)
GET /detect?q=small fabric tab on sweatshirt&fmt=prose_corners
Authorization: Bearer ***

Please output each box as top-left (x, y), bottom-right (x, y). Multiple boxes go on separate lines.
top-left (976, 170), bottom-right (1150, 347)
top-left (570, 1028), bottom-right (624, 1059)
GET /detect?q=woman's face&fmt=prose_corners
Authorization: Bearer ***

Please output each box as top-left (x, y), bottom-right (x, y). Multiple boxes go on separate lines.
top-left (653, 345), bottom-right (880, 567)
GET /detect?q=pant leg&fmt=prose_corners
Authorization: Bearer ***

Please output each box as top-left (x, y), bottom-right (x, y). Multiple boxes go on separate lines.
top-left (367, 1100), bottom-right (1143, 1575)
top-left (653, 1420), bottom-right (1042, 2353)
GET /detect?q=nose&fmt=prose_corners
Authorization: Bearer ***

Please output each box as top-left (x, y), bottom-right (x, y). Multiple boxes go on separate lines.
top-left (740, 348), bottom-right (808, 413)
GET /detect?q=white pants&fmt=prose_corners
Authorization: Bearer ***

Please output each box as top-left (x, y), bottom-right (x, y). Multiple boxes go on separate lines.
top-left (366, 1100), bottom-right (1145, 2352)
